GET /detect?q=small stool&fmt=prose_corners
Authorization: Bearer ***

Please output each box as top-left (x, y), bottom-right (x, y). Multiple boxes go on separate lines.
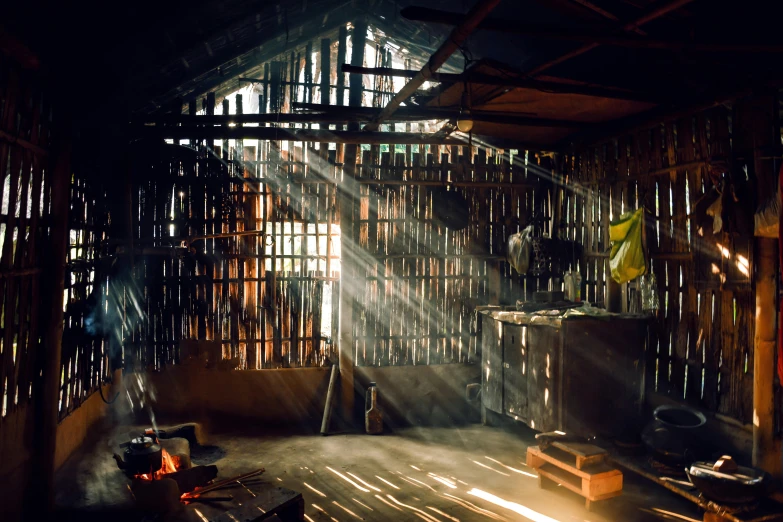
top-left (526, 442), bottom-right (623, 511)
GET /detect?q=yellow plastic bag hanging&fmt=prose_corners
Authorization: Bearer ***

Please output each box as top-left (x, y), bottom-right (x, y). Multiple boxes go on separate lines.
top-left (609, 208), bottom-right (647, 284)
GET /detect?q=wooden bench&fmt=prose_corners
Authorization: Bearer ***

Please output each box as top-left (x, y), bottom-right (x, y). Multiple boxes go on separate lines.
top-left (526, 442), bottom-right (623, 511)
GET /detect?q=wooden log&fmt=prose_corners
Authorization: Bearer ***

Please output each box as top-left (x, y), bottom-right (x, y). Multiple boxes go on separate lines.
top-left (167, 465), bottom-right (219, 494)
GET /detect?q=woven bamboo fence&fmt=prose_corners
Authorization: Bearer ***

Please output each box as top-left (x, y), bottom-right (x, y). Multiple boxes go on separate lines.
top-left (557, 107), bottom-right (756, 424)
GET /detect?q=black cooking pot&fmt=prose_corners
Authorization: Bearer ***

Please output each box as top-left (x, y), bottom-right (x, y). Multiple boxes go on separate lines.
top-left (641, 405), bottom-right (707, 467)
top-left (122, 436), bottom-right (163, 476)
top-left (687, 460), bottom-right (773, 504)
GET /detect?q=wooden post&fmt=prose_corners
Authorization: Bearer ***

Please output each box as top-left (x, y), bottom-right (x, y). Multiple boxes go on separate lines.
top-left (338, 18), bottom-right (367, 428)
top-left (755, 237), bottom-right (779, 476)
top-left (744, 92), bottom-right (782, 477)
top-left (336, 26), bottom-right (348, 108)
top-left (320, 38), bottom-right (331, 106)
top-left (31, 117), bottom-right (72, 517)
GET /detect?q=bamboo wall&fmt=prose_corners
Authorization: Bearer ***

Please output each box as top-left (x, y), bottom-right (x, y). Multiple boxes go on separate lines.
top-left (0, 52), bottom-right (53, 450)
top-left (556, 107), bottom-right (756, 424)
top-left (123, 107), bottom-right (341, 371)
top-left (59, 174), bottom-right (110, 418)
top-left (121, 131), bottom-right (551, 370)
top-left (352, 147), bottom-right (551, 366)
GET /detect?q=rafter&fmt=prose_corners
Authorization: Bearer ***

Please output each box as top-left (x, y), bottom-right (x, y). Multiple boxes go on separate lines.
top-left (363, 0), bottom-right (502, 132)
top-left (341, 64), bottom-right (664, 103)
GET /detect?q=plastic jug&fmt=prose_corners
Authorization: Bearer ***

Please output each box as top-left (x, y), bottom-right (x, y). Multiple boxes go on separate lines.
top-left (365, 382), bottom-right (383, 435)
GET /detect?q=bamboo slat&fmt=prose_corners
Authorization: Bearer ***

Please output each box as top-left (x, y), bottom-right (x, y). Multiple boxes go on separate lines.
top-left (564, 107), bottom-right (754, 425)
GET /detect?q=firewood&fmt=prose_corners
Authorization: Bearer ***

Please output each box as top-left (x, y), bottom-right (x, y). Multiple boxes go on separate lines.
top-left (181, 468), bottom-right (265, 499)
top-left (165, 465), bottom-right (219, 494)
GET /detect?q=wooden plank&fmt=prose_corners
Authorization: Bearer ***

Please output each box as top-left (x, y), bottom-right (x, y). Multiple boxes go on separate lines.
top-left (481, 313), bottom-right (504, 414)
top-left (526, 324), bottom-right (560, 432)
top-left (551, 441), bottom-right (607, 460)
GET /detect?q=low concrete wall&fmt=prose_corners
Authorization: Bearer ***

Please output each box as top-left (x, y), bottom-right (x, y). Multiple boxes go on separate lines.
top-left (138, 363), bottom-right (480, 431)
top-left (0, 406), bottom-right (34, 521)
top-left (0, 384), bottom-right (111, 520)
top-left (354, 364), bottom-right (481, 429)
top-left (144, 366), bottom-right (333, 429)
top-left (55, 385), bottom-right (112, 470)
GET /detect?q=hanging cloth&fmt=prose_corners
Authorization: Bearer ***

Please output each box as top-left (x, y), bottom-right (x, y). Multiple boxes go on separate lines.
top-left (609, 208), bottom-right (647, 284)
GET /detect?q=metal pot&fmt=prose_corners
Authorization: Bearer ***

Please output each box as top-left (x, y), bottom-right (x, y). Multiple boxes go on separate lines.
top-left (687, 460), bottom-right (773, 504)
top-left (121, 436), bottom-right (163, 476)
top-left (641, 405), bottom-right (707, 467)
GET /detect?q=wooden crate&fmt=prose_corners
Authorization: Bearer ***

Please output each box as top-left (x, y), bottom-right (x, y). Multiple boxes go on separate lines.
top-left (526, 444), bottom-right (622, 510)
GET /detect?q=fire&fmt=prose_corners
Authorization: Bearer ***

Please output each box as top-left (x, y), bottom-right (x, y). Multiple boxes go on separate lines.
top-left (136, 449), bottom-right (180, 481)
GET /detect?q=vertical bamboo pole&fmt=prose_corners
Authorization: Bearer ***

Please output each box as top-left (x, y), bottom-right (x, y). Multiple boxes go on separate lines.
top-left (336, 25), bottom-right (348, 108)
top-left (32, 117), bottom-right (72, 517)
top-left (320, 38), bottom-right (331, 107)
top-left (338, 18), bottom-right (367, 427)
top-left (745, 92), bottom-right (782, 477)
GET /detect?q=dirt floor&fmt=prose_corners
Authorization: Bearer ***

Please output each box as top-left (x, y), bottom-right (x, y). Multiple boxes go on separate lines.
top-left (55, 423), bottom-right (705, 522)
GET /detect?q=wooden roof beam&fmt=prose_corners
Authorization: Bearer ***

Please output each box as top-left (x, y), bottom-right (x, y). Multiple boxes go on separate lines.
top-left (291, 102), bottom-right (592, 128)
top-left (362, 0), bottom-right (502, 131)
top-left (135, 105), bottom-right (590, 128)
top-left (400, 6), bottom-right (782, 54)
top-left (133, 126), bottom-right (537, 146)
top-left (525, 0), bottom-right (696, 77)
top-left (556, 75), bottom-right (783, 150)
top-left (341, 64), bottom-right (664, 103)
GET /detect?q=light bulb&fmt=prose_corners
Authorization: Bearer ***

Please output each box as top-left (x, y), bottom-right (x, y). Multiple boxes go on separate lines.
top-left (456, 108), bottom-right (473, 133)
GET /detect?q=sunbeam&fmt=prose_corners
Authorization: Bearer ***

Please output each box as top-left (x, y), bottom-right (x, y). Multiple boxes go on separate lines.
top-left (468, 488), bottom-right (562, 522)
top-left (326, 467), bottom-right (371, 493)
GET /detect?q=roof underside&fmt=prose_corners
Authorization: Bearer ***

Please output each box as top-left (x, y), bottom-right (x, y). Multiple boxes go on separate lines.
top-left (6, 0), bottom-right (783, 150)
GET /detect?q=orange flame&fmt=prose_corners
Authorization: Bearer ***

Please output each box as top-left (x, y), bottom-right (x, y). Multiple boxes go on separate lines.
top-left (136, 448), bottom-right (180, 480)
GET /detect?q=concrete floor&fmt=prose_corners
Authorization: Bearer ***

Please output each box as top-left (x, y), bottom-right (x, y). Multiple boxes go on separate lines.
top-left (56, 424), bottom-right (704, 522)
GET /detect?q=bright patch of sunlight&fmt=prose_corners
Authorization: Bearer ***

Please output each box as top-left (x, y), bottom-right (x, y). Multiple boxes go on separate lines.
top-left (332, 501), bottom-right (362, 520)
top-left (484, 456), bottom-right (537, 478)
top-left (471, 460), bottom-right (510, 476)
top-left (303, 482), bottom-right (326, 497)
top-left (325, 467), bottom-right (370, 493)
top-left (468, 488), bottom-right (562, 522)
top-left (428, 473), bottom-right (457, 489)
top-left (345, 472), bottom-right (381, 492)
top-left (375, 475), bottom-right (400, 490)
top-left (736, 254), bottom-right (750, 277)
